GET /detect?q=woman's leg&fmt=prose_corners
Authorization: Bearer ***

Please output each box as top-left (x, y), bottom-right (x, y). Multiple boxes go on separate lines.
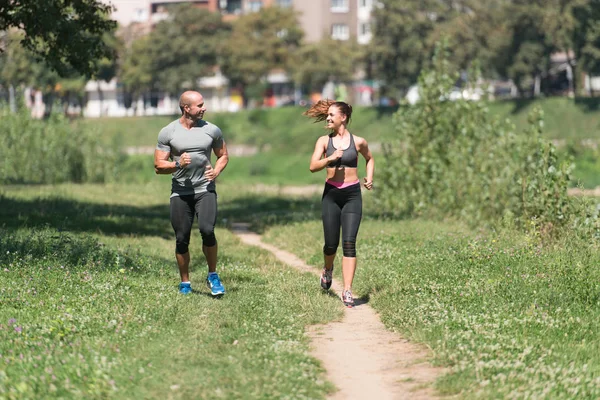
top-left (321, 185), bottom-right (342, 270)
top-left (340, 186), bottom-right (362, 291)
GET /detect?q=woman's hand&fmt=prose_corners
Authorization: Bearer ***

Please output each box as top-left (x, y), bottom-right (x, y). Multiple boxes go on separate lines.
top-left (328, 149), bottom-right (343, 162)
top-left (363, 177), bottom-right (373, 190)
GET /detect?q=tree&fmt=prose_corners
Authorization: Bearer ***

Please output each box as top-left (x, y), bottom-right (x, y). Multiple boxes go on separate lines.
top-left (0, 0), bottom-right (116, 76)
top-left (370, 0), bottom-right (456, 94)
top-left (91, 31), bottom-right (121, 116)
top-left (0, 30), bottom-right (62, 112)
top-left (428, 0), bottom-right (509, 78)
top-left (220, 6), bottom-right (303, 106)
top-left (144, 4), bottom-right (229, 96)
top-left (290, 37), bottom-right (364, 93)
top-left (571, 0), bottom-right (600, 95)
top-left (119, 35), bottom-right (154, 111)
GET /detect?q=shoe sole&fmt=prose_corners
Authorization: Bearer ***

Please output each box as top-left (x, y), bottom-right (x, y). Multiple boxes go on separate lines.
top-left (320, 280), bottom-right (332, 290)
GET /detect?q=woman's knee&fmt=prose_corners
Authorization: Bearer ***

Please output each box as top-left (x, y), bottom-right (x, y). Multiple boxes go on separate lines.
top-left (342, 240), bottom-right (356, 257)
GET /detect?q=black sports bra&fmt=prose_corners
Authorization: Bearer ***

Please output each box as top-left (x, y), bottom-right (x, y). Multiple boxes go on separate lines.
top-left (326, 133), bottom-right (358, 168)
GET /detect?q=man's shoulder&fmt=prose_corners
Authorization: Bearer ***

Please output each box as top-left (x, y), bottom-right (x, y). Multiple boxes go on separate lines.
top-left (200, 120), bottom-right (222, 137)
top-left (159, 119), bottom-right (180, 136)
top-left (200, 120), bottom-right (220, 130)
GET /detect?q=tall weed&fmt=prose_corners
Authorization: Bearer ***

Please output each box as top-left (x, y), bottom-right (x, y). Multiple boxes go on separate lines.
top-left (0, 106), bottom-right (122, 184)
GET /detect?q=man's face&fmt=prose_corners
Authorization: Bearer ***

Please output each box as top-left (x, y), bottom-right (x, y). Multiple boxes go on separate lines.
top-left (186, 95), bottom-right (206, 120)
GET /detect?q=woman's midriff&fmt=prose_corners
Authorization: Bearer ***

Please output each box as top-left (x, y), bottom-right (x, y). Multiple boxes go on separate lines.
top-left (326, 167), bottom-right (359, 184)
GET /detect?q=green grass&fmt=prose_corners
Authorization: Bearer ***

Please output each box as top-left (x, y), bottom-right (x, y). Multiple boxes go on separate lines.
top-left (0, 182), bottom-right (342, 399)
top-left (487, 97), bottom-right (600, 140)
top-left (82, 98), bottom-right (600, 151)
top-left (262, 219), bottom-right (600, 399)
top-left (82, 98), bottom-right (600, 188)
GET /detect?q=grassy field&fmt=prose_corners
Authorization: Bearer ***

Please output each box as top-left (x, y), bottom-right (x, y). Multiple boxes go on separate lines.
top-left (261, 218), bottom-right (600, 398)
top-left (0, 182), bottom-right (341, 399)
top-left (83, 97), bottom-right (600, 188)
top-left (2, 97), bottom-right (600, 398)
top-left (82, 97), bottom-right (600, 149)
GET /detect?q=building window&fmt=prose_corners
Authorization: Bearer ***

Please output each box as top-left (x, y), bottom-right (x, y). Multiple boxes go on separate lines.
top-left (331, 24), bottom-right (349, 40)
top-left (223, 0), bottom-right (242, 14)
top-left (360, 22), bottom-right (371, 36)
top-left (331, 0), bottom-right (349, 13)
top-left (359, 0), bottom-right (371, 8)
top-left (248, 0), bottom-right (262, 12)
top-left (276, 0), bottom-right (292, 8)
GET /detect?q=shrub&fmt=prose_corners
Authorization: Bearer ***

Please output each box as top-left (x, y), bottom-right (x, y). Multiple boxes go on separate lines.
top-left (374, 42), bottom-right (599, 239)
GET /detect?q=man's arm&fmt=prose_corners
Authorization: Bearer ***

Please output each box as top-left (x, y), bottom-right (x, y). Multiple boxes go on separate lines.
top-left (154, 149), bottom-right (177, 174)
top-left (205, 141), bottom-right (229, 181)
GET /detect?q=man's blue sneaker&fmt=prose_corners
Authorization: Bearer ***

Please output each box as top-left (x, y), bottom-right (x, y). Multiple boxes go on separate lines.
top-left (179, 282), bottom-right (192, 295)
top-left (206, 273), bottom-right (225, 296)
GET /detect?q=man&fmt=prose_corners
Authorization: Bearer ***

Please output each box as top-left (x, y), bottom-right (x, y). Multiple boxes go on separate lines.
top-left (154, 91), bottom-right (229, 295)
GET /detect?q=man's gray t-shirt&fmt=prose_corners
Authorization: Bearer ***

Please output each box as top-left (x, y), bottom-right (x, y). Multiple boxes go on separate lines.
top-left (156, 119), bottom-right (224, 197)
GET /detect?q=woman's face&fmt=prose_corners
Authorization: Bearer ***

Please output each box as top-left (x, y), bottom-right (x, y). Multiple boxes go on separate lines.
top-left (326, 105), bottom-right (346, 129)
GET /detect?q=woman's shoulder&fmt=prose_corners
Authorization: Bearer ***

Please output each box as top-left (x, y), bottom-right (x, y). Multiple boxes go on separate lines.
top-left (351, 133), bottom-right (368, 146)
top-left (316, 134), bottom-right (331, 144)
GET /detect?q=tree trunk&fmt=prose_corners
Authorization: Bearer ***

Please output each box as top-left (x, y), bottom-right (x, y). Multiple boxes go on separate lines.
top-left (533, 74), bottom-right (541, 97)
top-left (9, 85), bottom-right (16, 113)
top-left (566, 52), bottom-right (576, 97)
top-left (97, 81), bottom-right (104, 117)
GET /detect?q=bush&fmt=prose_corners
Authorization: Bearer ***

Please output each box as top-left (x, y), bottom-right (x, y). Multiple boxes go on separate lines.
top-left (0, 105), bottom-right (122, 184)
top-left (374, 42), bottom-right (600, 239)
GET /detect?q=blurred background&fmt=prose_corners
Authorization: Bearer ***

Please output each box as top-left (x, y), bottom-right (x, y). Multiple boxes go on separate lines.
top-left (3, 0), bottom-right (600, 117)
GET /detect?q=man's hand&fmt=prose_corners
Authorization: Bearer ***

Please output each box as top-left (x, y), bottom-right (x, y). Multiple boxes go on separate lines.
top-left (179, 152), bottom-right (191, 168)
top-left (205, 164), bottom-right (219, 181)
top-left (363, 177), bottom-right (373, 190)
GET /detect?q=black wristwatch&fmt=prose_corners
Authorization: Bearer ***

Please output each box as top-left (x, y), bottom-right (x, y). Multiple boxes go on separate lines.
top-left (175, 160), bottom-right (182, 170)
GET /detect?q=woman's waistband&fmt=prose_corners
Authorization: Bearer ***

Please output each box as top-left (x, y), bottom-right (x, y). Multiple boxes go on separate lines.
top-left (325, 179), bottom-right (360, 189)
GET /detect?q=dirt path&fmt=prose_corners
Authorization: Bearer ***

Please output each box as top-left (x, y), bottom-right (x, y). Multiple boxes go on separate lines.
top-left (231, 223), bottom-right (443, 400)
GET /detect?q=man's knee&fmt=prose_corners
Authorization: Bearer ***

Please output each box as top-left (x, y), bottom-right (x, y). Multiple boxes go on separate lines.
top-left (200, 230), bottom-right (217, 247)
top-left (176, 241), bottom-right (189, 254)
top-left (342, 241), bottom-right (356, 257)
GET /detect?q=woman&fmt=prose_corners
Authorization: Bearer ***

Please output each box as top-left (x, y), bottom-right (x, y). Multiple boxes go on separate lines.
top-left (305, 100), bottom-right (374, 307)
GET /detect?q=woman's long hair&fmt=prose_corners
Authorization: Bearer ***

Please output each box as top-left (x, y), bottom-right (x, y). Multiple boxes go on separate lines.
top-left (303, 99), bottom-right (353, 125)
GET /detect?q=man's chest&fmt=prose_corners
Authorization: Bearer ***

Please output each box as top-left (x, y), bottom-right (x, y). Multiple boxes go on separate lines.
top-left (170, 130), bottom-right (213, 154)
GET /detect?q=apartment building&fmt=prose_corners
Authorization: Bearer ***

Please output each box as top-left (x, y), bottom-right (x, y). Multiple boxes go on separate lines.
top-left (218, 0), bottom-right (373, 43)
top-left (107, 0), bottom-right (373, 43)
top-left (84, 0), bottom-right (374, 116)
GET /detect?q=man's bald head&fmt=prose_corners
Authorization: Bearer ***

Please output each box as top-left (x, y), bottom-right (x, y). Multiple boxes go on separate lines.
top-left (179, 91), bottom-right (203, 114)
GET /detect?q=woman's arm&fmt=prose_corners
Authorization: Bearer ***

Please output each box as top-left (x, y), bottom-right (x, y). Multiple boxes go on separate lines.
top-left (357, 136), bottom-right (374, 190)
top-left (310, 136), bottom-right (340, 173)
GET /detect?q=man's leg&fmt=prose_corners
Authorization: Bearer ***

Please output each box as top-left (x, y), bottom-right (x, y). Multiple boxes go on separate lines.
top-left (195, 191), bottom-right (224, 295)
top-left (203, 243), bottom-right (217, 273)
top-left (176, 251), bottom-right (191, 282)
top-left (170, 195), bottom-right (194, 289)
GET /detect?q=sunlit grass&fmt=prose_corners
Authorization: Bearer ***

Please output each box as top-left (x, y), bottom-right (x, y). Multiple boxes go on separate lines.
top-left (0, 182), bottom-right (342, 399)
top-left (263, 220), bottom-right (600, 398)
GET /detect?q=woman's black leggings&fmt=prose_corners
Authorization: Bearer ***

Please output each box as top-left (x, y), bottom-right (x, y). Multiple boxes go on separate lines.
top-left (321, 183), bottom-right (362, 258)
top-left (170, 191), bottom-right (217, 254)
